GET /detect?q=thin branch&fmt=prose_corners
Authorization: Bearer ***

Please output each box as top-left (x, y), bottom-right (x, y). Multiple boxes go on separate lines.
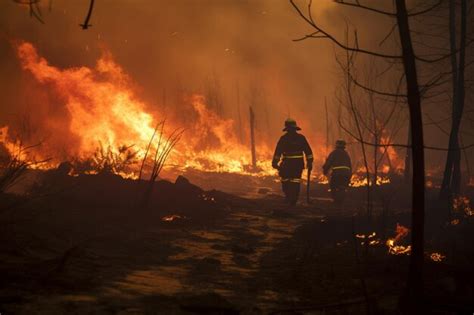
top-left (335, 0), bottom-right (396, 16)
top-left (290, 0), bottom-right (403, 59)
top-left (407, 0), bottom-right (444, 17)
top-left (80, 0), bottom-right (95, 29)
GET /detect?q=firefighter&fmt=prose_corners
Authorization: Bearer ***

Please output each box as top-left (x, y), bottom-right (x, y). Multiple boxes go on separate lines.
top-left (323, 140), bottom-right (352, 204)
top-left (272, 118), bottom-right (313, 205)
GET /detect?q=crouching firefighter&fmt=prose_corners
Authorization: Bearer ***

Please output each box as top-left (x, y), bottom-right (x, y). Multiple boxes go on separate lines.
top-left (323, 140), bottom-right (352, 204)
top-left (272, 119), bottom-right (313, 205)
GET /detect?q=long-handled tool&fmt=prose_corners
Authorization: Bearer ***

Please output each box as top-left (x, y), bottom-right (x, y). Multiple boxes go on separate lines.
top-left (306, 168), bottom-right (312, 205)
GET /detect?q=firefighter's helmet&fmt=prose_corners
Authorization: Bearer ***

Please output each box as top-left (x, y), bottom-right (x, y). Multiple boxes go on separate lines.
top-left (283, 118), bottom-right (301, 131)
top-left (336, 139), bottom-right (346, 148)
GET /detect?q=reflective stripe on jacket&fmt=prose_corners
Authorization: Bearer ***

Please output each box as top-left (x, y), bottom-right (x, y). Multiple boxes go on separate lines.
top-left (323, 148), bottom-right (352, 174)
top-left (272, 132), bottom-right (313, 167)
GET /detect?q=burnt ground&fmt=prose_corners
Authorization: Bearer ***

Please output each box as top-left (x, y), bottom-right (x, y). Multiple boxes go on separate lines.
top-left (1, 171), bottom-right (474, 314)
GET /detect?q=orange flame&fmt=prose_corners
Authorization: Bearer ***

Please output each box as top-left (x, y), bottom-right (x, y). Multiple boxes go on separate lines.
top-left (6, 41), bottom-right (278, 177)
top-left (429, 252), bottom-right (446, 262)
top-left (386, 223), bottom-right (411, 255)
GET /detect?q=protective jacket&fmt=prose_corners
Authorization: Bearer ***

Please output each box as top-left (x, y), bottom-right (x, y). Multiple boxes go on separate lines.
top-left (323, 148), bottom-right (351, 175)
top-left (272, 131), bottom-right (313, 205)
top-left (272, 132), bottom-right (313, 173)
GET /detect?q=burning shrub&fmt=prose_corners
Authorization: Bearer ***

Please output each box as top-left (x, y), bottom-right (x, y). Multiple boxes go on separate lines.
top-left (0, 126), bottom-right (50, 192)
top-left (0, 154), bottom-right (29, 193)
top-left (72, 144), bottom-right (138, 178)
top-left (386, 223), bottom-right (411, 255)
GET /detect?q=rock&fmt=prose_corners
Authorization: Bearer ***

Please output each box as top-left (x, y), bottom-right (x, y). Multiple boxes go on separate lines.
top-left (175, 175), bottom-right (203, 195)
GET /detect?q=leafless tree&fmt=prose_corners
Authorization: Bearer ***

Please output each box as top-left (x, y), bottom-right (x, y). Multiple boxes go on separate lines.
top-left (289, 0), bottom-right (453, 308)
top-left (440, 0), bottom-right (469, 199)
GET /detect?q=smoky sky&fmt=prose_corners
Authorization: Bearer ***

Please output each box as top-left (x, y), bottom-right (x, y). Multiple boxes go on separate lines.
top-left (0, 0), bottom-right (472, 174)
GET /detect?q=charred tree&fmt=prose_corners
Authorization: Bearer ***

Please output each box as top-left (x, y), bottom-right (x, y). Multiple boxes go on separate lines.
top-left (249, 106), bottom-right (257, 170)
top-left (404, 124), bottom-right (411, 183)
top-left (440, 0), bottom-right (467, 199)
top-left (394, 0), bottom-right (425, 306)
top-left (325, 98), bottom-right (329, 156)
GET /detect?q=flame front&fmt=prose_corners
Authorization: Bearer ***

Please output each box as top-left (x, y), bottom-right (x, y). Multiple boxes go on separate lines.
top-left (7, 41), bottom-right (276, 177)
top-left (1, 41), bottom-right (401, 185)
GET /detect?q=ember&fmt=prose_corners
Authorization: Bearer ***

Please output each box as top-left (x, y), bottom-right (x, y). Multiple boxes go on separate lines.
top-left (429, 252), bottom-right (446, 262)
top-left (161, 214), bottom-right (185, 222)
top-left (355, 232), bottom-right (380, 246)
top-left (453, 196), bottom-right (473, 217)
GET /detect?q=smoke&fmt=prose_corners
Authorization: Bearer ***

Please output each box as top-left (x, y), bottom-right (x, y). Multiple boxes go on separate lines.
top-left (0, 0), bottom-right (340, 154)
top-left (0, 0), bottom-right (472, 176)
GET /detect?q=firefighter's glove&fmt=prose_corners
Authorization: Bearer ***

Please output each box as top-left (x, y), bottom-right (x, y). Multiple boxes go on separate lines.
top-left (272, 162), bottom-right (280, 170)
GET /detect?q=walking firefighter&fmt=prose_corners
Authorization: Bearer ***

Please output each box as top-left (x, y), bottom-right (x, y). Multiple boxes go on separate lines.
top-left (272, 119), bottom-right (313, 205)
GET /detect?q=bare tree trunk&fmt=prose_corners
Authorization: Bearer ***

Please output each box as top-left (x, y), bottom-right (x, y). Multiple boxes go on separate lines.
top-left (325, 98), bottom-right (329, 156)
top-left (344, 52), bottom-right (372, 224)
top-left (440, 0), bottom-right (467, 198)
top-left (371, 96), bottom-right (378, 189)
top-left (249, 106), bottom-right (257, 170)
top-left (440, 0), bottom-right (458, 199)
top-left (452, 0), bottom-right (467, 194)
top-left (404, 125), bottom-right (411, 183)
top-left (395, 0), bottom-right (425, 307)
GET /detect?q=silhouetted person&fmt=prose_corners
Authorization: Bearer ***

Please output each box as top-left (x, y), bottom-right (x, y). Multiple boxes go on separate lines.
top-left (323, 140), bottom-right (352, 205)
top-left (272, 119), bottom-right (313, 205)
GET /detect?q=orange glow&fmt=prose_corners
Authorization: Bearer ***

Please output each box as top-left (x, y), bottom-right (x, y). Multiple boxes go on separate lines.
top-left (429, 252), bottom-right (446, 262)
top-left (0, 42), bottom-right (407, 186)
top-left (386, 223), bottom-right (411, 255)
top-left (453, 196), bottom-right (473, 217)
top-left (161, 214), bottom-right (185, 222)
top-left (6, 41), bottom-right (279, 178)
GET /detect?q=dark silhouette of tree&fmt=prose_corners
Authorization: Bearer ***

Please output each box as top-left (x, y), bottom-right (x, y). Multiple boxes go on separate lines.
top-left (440, 0), bottom-right (468, 199)
top-left (12, 0), bottom-right (96, 30)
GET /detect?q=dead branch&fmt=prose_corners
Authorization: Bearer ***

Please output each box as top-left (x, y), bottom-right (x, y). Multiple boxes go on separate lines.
top-left (80, 0), bottom-right (95, 29)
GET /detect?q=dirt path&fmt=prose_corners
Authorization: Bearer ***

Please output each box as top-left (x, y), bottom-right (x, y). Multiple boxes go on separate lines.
top-left (1, 196), bottom-right (335, 314)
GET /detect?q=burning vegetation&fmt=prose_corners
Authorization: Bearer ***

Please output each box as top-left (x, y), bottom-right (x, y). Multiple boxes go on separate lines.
top-left (0, 41), bottom-right (408, 188)
top-left (2, 1), bottom-right (474, 313)
top-left (386, 223), bottom-right (411, 256)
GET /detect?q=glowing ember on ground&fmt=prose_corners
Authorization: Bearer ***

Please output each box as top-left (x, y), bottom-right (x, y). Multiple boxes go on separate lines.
top-left (355, 232), bottom-right (380, 246)
top-left (355, 232), bottom-right (376, 239)
top-left (386, 223), bottom-right (411, 255)
top-left (161, 214), bottom-right (185, 222)
top-left (350, 174), bottom-right (391, 187)
top-left (453, 196), bottom-right (473, 217)
top-left (429, 252), bottom-right (446, 262)
top-left (200, 194), bottom-right (216, 202)
top-left (450, 219), bottom-right (460, 226)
